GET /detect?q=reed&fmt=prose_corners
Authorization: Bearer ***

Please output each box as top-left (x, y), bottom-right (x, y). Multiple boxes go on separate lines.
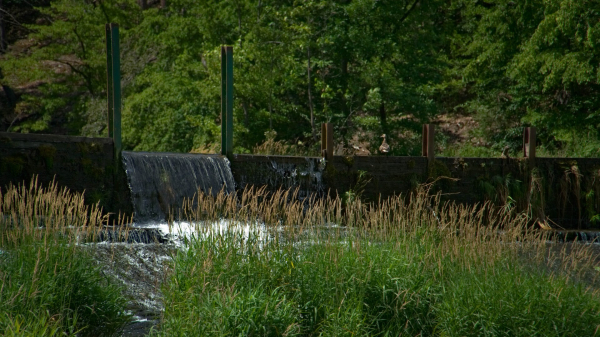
top-left (157, 184), bottom-right (600, 336)
top-left (0, 178), bottom-right (130, 336)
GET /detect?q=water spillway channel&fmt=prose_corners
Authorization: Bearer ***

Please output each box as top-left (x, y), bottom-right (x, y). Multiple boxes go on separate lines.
top-left (96, 152), bottom-right (236, 335)
top-left (122, 151), bottom-right (236, 223)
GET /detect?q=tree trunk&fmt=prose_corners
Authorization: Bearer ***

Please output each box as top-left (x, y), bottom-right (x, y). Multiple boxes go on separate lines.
top-left (307, 46), bottom-right (316, 141)
top-left (269, 47), bottom-right (274, 129)
top-left (139, 0), bottom-right (147, 10)
top-left (0, 0), bottom-right (6, 53)
top-left (268, 101), bottom-right (273, 130)
top-left (257, 0), bottom-right (262, 22)
top-left (379, 101), bottom-right (388, 134)
top-left (235, 0), bottom-right (242, 48)
top-left (242, 101), bottom-right (249, 127)
top-left (340, 58), bottom-right (349, 115)
top-left (161, 0), bottom-right (166, 8)
top-left (339, 58), bottom-right (349, 143)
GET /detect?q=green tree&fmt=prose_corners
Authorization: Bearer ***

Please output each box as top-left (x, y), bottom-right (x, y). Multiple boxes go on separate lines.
top-left (0, 0), bottom-right (140, 134)
top-left (3, 0), bottom-right (449, 155)
top-left (445, 0), bottom-right (600, 156)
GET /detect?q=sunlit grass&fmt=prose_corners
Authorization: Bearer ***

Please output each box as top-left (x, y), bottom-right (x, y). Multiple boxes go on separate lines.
top-left (154, 186), bottom-right (600, 336)
top-left (0, 178), bottom-right (131, 336)
top-left (4, 178), bottom-right (600, 336)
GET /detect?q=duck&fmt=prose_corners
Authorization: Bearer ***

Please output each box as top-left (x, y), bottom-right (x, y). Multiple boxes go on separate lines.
top-left (379, 134), bottom-right (390, 154)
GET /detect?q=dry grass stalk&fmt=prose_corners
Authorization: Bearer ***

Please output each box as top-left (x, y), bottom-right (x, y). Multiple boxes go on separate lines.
top-left (0, 177), bottom-right (132, 335)
top-left (178, 182), bottom-right (600, 290)
top-left (0, 176), bottom-right (130, 247)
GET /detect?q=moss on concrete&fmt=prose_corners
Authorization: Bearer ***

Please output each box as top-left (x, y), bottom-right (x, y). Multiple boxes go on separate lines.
top-left (77, 141), bottom-right (103, 155)
top-left (0, 135), bottom-right (13, 146)
top-left (38, 144), bottom-right (57, 170)
top-left (1, 155), bottom-right (26, 176)
top-left (428, 159), bottom-right (451, 180)
top-left (342, 156), bottom-right (354, 168)
top-left (81, 158), bottom-right (105, 180)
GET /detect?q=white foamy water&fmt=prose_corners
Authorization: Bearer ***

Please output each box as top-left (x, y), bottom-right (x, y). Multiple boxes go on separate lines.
top-left (132, 220), bottom-right (272, 246)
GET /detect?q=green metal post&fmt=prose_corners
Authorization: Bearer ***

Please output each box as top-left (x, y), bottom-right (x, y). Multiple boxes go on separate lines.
top-left (110, 23), bottom-right (121, 162)
top-left (221, 46), bottom-right (227, 156)
top-left (225, 46), bottom-right (233, 157)
top-left (106, 24), bottom-right (114, 138)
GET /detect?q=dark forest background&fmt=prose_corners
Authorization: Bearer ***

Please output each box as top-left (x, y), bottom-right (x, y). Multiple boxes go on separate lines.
top-left (1, 0), bottom-right (599, 157)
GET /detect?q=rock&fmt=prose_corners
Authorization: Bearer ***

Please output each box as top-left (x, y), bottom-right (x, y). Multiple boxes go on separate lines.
top-left (96, 227), bottom-right (174, 244)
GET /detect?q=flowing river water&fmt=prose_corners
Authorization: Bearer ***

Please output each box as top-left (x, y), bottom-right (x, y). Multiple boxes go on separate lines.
top-left (98, 152), bottom-right (268, 335)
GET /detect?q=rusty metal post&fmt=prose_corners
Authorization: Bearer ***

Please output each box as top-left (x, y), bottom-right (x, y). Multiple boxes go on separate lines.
top-left (422, 124), bottom-right (435, 161)
top-left (325, 123), bottom-right (333, 162)
top-left (523, 127), bottom-right (536, 163)
top-left (422, 125), bottom-right (427, 158)
top-left (321, 123), bottom-right (327, 157)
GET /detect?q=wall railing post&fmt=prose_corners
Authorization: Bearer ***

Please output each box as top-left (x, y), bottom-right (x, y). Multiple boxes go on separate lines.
top-left (321, 123), bottom-right (326, 157)
top-left (108, 23), bottom-right (121, 163)
top-left (325, 123), bottom-right (333, 163)
top-left (422, 124), bottom-right (435, 162)
top-left (225, 46), bottom-right (234, 157)
top-left (221, 46), bottom-right (233, 157)
top-left (221, 46), bottom-right (227, 156)
top-left (105, 24), bottom-right (113, 139)
top-left (523, 127), bottom-right (536, 164)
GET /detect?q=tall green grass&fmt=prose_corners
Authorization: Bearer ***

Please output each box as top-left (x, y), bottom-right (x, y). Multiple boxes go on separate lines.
top-left (155, 186), bottom-right (600, 336)
top-left (0, 178), bottom-right (130, 336)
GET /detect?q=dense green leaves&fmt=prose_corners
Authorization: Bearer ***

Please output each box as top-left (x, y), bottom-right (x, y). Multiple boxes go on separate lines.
top-left (2, 0), bottom-right (600, 155)
top-left (448, 0), bottom-right (600, 155)
top-left (1, 0), bottom-right (141, 134)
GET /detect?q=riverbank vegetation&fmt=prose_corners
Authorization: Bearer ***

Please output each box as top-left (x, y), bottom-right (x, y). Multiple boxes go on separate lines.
top-left (156, 186), bottom-right (600, 336)
top-left (0, 179), bottom-right (130, 336)
top-left (1, 0), bottom-right (599, 157)
top-left (2, 180), bottom-right (600, 336)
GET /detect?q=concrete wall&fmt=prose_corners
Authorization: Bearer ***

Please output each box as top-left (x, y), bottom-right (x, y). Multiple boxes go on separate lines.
top-left (229, 154), bottom-right (325, 200)
top-left (2, 132), bottom-right (599, 228)
top-left (230, 154), bottom-right (600, 228)
top-left (328, 156), bottom-right (429, 200)
top-left (0, 132), bottom-right (132, 216)
top-left (230, 154), bottom-right (517, 202)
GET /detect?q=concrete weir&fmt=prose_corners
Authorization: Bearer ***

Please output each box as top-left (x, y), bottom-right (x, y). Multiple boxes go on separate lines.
top-left (2, 131), bottom-right (600, 228)
top-left (122, 151), bottom-right (235, 222)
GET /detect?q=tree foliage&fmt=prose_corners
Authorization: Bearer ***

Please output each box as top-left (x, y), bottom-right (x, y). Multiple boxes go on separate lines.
top-left (117, 0), bottom-right (447, 153)
top-left (1, 0), bottom-right (599, 156)
top-left (447, 0), bottom-right (600, 155)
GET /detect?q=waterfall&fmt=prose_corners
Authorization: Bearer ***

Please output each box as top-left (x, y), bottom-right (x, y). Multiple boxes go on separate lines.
top-left (122, 151), bottom-right (235, 223)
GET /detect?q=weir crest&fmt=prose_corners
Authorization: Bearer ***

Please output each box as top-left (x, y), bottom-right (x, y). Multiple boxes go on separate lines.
top-left (122, 151), bottom-right (236, 223)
